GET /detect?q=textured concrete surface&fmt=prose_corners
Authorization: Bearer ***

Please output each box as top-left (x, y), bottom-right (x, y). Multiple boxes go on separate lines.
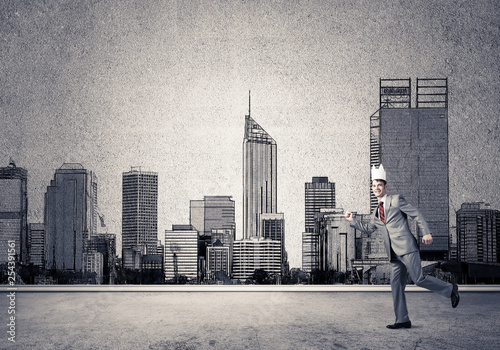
top-left (1, 288), bottom-right (499, 349)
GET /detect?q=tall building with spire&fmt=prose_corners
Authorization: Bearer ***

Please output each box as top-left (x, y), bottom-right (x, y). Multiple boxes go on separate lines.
top-left (122, 167), bottom-right (158, 258)
top-left (237, 94), bottom-right (286, 280)
top-left (0, 160), bottom-right (28, 264)
top-left (242, 97), bottom-right (278, 239)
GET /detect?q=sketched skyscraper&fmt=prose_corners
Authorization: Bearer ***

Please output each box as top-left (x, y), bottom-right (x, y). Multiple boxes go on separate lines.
top-left (370, 78), bottom-right (449, 260)
top-left (242, 99), bottom-right (277, 239)
top-left (0, 160), bottom-right (28, 264)
top-left (302, 177), bottom-right (335, 273)
top-left (44, 163), bottom-right (98, 271)
top-left (304, 177), bottom-right (336, 233)
top-left (122, 167), bottom-right (158, 256)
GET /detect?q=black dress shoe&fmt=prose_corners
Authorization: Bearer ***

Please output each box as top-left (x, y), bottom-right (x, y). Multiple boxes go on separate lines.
top-left (451, 283), bottom-right (460, 308)
top-left (386, 321), bottom-right (412, 329)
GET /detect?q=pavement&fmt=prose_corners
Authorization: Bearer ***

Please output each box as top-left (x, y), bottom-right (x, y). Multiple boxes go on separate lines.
top-left (1, 285), bottom-right (499, 350)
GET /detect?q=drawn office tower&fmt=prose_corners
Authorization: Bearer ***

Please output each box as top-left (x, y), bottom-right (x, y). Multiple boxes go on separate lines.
top-left (122, 168), bottom-right (158, 257)
top-left (190, 196), bottom-right (236, 279)
top-left (164, 225), bottom-right (198, 282)
top-left (305, 177), bottom-right (336, 233)
top-left (29, 223), bottom-right (45, 268)
top-left (243, 105), bottom-right (278, 239)
top-left (0, 161), bottom-right (28, 264)
top-left (190, 196), bottom-right (236, 238)
top-left (457, 202), bottom-right (500, 264)
top-left (44, 163), bottom-right (98, 271)
top-left (236, 96), bottom-right (286, 279)
top-left (370, 78), bottom-right (449, 260)
top-left (302, 177), bottom-right (335, 272)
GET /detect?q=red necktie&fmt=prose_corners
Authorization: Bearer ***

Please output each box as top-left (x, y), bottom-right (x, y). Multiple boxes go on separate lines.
top-left (379, 202), bottom-right (385, 223)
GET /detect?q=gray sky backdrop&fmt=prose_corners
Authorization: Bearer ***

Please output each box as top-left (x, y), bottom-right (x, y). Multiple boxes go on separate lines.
top-left (1, 0), bottom-right (498, 268)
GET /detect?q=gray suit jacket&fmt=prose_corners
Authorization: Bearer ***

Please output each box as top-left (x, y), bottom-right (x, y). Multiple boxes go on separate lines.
top-left (350, 194), bottom-right (431, 259)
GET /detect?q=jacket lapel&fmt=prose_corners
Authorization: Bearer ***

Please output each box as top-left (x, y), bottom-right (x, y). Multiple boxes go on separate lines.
top-left (385, 194), bottom-right (392, 219)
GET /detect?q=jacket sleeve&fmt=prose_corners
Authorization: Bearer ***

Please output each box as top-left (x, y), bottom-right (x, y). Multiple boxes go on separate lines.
top-left (349, 216), bottom-right (377, 234)
top-left (397, 195), bottom-right (431, 236)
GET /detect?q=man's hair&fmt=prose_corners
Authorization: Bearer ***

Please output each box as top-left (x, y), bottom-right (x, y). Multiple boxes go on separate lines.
top-left (372, 179), bottom-right (387, 185)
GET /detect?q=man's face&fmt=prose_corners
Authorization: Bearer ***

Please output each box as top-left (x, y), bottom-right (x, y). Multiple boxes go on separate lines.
top-left (372, 180), bottom-right (387, 199)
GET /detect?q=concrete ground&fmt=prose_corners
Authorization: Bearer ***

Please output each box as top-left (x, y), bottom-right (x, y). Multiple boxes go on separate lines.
top-left (1, 286), bottom-right (499, 350)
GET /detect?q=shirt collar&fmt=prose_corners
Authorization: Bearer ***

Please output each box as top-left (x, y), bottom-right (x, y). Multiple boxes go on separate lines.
top-left (379, 194), bottom-right (387, 206)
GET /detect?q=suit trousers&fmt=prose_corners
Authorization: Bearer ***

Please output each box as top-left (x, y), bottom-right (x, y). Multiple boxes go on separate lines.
top-left (391, 251), bottom-right (453, 323)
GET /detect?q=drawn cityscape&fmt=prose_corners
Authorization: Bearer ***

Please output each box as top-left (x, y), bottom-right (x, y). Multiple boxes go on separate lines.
top-left (2, 79), bottom-right (499, 286)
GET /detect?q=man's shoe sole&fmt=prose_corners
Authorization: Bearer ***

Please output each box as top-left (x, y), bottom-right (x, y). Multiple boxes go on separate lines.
top-left (387, 321), bottom-right (412, 329)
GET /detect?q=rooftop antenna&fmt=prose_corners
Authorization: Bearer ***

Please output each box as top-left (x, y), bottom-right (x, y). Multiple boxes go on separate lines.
top-left (248, 90), bottom-right (251, 117)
